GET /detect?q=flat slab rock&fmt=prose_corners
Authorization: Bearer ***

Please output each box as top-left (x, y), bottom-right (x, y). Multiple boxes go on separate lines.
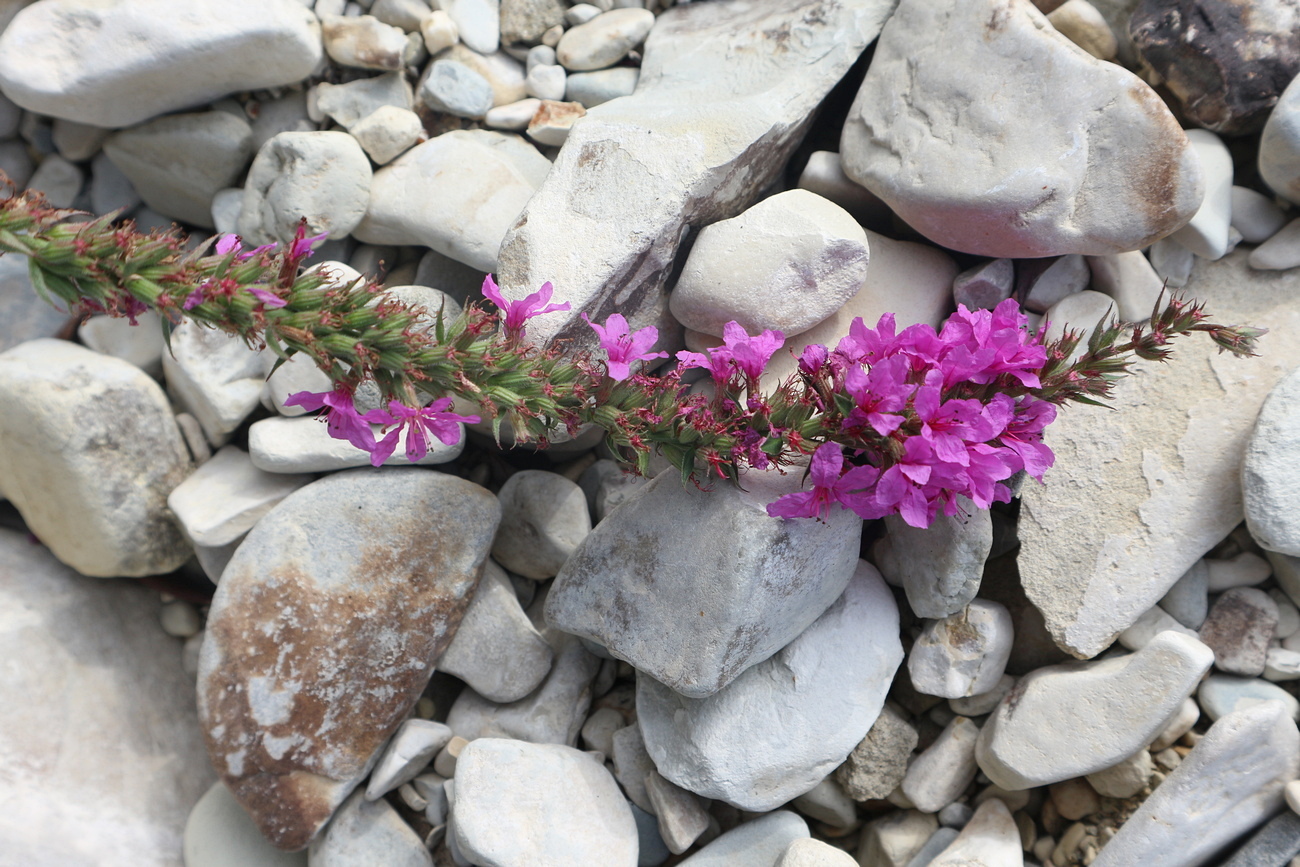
top-left (495, 0), bottom-right (898, 353)
top-left (197, 468), bottom-right (500, 850)
top-left (1017, 250), bottom-right (1300, 658)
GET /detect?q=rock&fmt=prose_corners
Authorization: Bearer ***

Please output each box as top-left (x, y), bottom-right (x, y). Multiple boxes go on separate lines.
top-left (350, 106), bottom-right (424, 165)
top-left (321, 14), bottom-right (414, 70)
top-left (835, 703), bottom-right (919, 801)
top-left (857, 810), bottom-right (937, 867)
top-left (77, 310), bottom-right (165, 375)
top-left (438, 44), bottom-right (529, 108)
top-left (485, 97), bottom-right (542, 130)
top-left (316, 73), bottom-right (414, 129)
top-left (452, 738), bottom-right (638, 866)
top-left (557, 8), bottom-right (654, 71)
top-left (197, 469), bottom-right (500, 849)
top-left (566, 4), bottom-right (601, 26)
top-left (938, 803), bottom-right (973, 829)
top-left (678, 812), bottom-right (809, 866)
top-left (163, 319), bottom-right (272, 448)
top-left (1148, 237), bottom-right (1195, 289)
top-left (1117, 603), bottom-right (1198, 650)
top-left (1245, 365), bottom-right (1300, 555)
top-left (0, 527), bottom-right (214, 862)
top-left (249, 91), bottom-right (314, 152)
top-left (1018, 254), bottom-right (1090, 314)
top-left (1249, 217), bottom-right (1300, 270)
top-left (1017, 250), bottom-right (1300, 658)
top-left (167, 446), bottom-right (313, 548)
top-left (565, 67), bottom-right (640, 107)
top-left (441, 0), bottom-right (499, 54)
top-left (492, 470), bottom-right (591, 580)
top-left (1198, 673), bottom-right (1300, 721)
top-left (1198, 587), bottom-right (1278, 676)
top-left (975, 632), bottom-right (1214, 790)
top-left (795, 150), bottom-right (892, 229)
top-left (1050, 777), bottom-right (1101, 821)
top-left (792, 776), bottom-right (858, 829)
top-left (0, 255), bottom-right (68, 353)
top-left (1160, 559), bottom-right (1209, 629)
top-left (1092, 702), bottom-right (1300, 866)
top-left (51, 117), bottom-right (108, 161)
top-left (1047, 0), bottom-right (1117, 59)
top-left (900, 716), bottom-right (981, 813)
top-left (1206, 552), bottom-right (1271, 592)
top-left (102, 111), bottom-right (251, 228)
top-left (526, 98), bottom-right (585, 146)
top-left (1150, 696), bottom-right (1200, 751)
top-left (501, 0), bottom-right (565, 45)
top-left (775, 838), bottom-right (857, 867)
top-left (546, 468), bottom-right (862, 698)
top-left (1130, 0), bottom-right (1300, 135)
top-left (1168, 130), bottom-right (1234, 260)
top-left (248, 415), bottom-right (464, 473)
top-left (1231, 185), bottom-right (1288, 243)
top-left (0, 0), bottom-right (321, 128)
top-left (1040, 289), bottom-right (1117, 354)
top-left (950, 675), bottom-right (1017, 717)
top-left (421, 10), bottom-right (459, 54)
top-left (496, 0), bottom-right (896, 354)
top-left (907, 600), bottom-right (1014, 699)
top-left (842, 0), bottom-right (1201, 258)
top-left (436, 560), bottom-right (553, 702)
top-left (238, 131), bottom-right (373, 246)
top-left (26, 153), bottom-right (82, 207)
top-left (0, 139), bottom-right (34, 189)
top-left (1266, 647), bottom-right (1300, 681)
top-left (580, 707), bottom-right (624, 756)
top-left (354, 130), bottom-right (551, 272)
top-left (924, 798), bottom-right (1020, 867)
top-left (871, 499), bottom-right (992, 620)
top-left (185, 782), bottom-right (308, 867)
top-left (420, 59), bottom-right (495, 119)
top-left (1086, 748), bottom-right (1154, 799)
top-left (668, 189), bottom-right (870, 339)
top-left (1273, 588), bottom-right (1300, 638)
top-left (611, 723), bottom-right (657, 812)
top-left (1219, 811), bottom-right (1300, 867)
top-left (1262, 74), bottom-right (1300, 204)
top-left (372, 0), bottom-right (431, 31)
top-left (0, 340), bottom-right (192, 577)
top-left (953, 259), bottom-right (1015, 311)
top-left (526, 64), bottom-right (567, 101)
top-left (364, 719), bottom-right (452, 800)
top-left (1086, 250), bottom-right (1164, 322)
top-left (308, 788), bottom-right (432, 866)
top-left (637, 562), bottom-right (902, 810)
top-left (645, 770), bottom-right (711, 854)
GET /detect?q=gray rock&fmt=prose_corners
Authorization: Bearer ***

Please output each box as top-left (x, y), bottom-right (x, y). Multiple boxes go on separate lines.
top-left (1244, 365), bottom-right (1300, 556)
top-left (841, 0), bottom-right (1202, 259)
top-left (1218, 811), bottom-right (1300, 867)
top-left (565, 67), bottom-right (639, 107)
top-left (1160, 559), bottom-right (1209, 629)
top-left (308, 788), bottom-right (432, 866)
top-left (238, 131), bottom-right (373, 246)
top-left (1086, 250), bottom-right (1165, 323)
top-left (0, 527), bottom-right (214, 863)
top-left (1205, 552), bottom-right (1271, 591)
top-left (908, 600), bottom-right (1014, 699)
top-left (250, 91), bottom-right (315, 152)
top-left (900, 716), bottom-right (981, 813)
top-left (365, 719), bottom-right (452, 800)
top-left (350, 106), bottom-right (423, 164)
top-left (1018, 255), bottom-right (1089, 315)
top-left (167, 446), bottom-right (313, 548)
top-left (420, 59), bottom-right (495, 119)
top-left (638, 562), bottom-right (902, 810)
top-left (835, 703), bottom-right (919, 801)
top-left (0, 340), bottom-right (192, 577)
top-left (25, 153), bottom-right (82, 207)
top-left (1117, 604), bottom-right (1197, 651)
top-left (0, 0), bottom-right (321, 128)
top-left (678, 811), bottom-right (809, 866)
top-left (441, 0), bottom-right (498, 53)
top-left (547, 468), bottom-right (863, 698)
top-left (316, 72), bottom-right (413, 129)
top-left (1017, 250), bottom-right (1300, 659)
top-left (163, 319), bottom-right (272, 448)
top-left (557, 8), bottom-right (654, 71)
top-left (872, 499), bottom-right (992, 620)
top-left (645, 769), bottom-right (711, 854)
top-left (0, 255), bottom-right (67, 353)
top-left (580, 707), bottom-right (624, 757)
top-left (248, 415), bottom-right (464, 473)
top-left (1250, 216), bottom-right (1300, 270)
top-left (776, 838), bottom-right (858, 867)
top-left (493, 469), bottom-right (591, 580)
top-left (1085, 748), bottom-right (1154, 799)
top-left (857, 810), bottom-right (938, 867)
top-left (0, 138), bottom-right (33, 188)
top-left (526, 64), bottom-right (567, 101)
top-left (197, 469), bottom-right (500, 849)
top-left (1262, 72), bottom-right (1300, 204)
top-left (185, 782), bottom-right (308, 867)
top-left (791, 776), bottom-right (857, 829)
top-left (371, 0), bottom-right (431, 31)
top-left (1092, 701), bottom-right (1300, 867)
top-left (1169, 130), bottom-right (1234, 260)
top-left (496, 0), bottom-right (896, 354)
top-left (354, 130), bottom-right (551, 272)
top-left (501, 0), bottom-right (565, 45)
top-left (50, 117), bottom-right (107, 161)
top-left (630, 801), bottom-right (672, 867)
top-left (953, 259), bottom-right (1015, 311)
top-left (926, 798), bottom-right (1021, 867)
top-left (611, 722), bottom-right (656, 812)
top-left (1148, 237), bottom-right (1195, 289)
top-left (1198, 673), bottom-right (1300, 722)
top-left (1198, 587), bottom-right (1278, 676)
top-left (1231, 185), bottom-right (1287, 243)
top-left (452, 738), bottom-right (638, 867)
top-left (436, 44), bottom-right (528, 107)
top-left (321, 14), bottom-right (414, 70)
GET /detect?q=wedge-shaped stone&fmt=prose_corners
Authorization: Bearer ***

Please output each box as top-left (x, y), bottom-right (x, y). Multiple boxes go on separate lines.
top-left (197, 468), bottom-right (500, 850)
top-left (546, 468), bottom-right (862, 698)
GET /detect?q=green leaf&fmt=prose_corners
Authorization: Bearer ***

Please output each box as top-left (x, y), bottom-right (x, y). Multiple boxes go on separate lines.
top-left (160, 315), bottom-right (175, 357)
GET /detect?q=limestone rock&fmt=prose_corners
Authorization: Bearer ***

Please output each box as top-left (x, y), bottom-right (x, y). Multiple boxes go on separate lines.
top-left (556, 8), bottom-right (655, 72)
top-left (248, 415), bottom-right (464, 474)
top-left (0, 254), bottom-right (67, 353)
top-left (1244, 365), bottom-right (1300, 556)
top-left (872, 500), bottom-right (992, 620)
top-left (238, 131), bottom-right (373, 246)
top-left (308, 788), bottom-right (432, 867)
top-left (927, 798), bottom-right (1022, 867)
top-left (835, 703), bottom-right (919, 801)
top-left (321, 14), bottom-right (414, 71)
top-left (167, 446), bottom-right (312, 548)
top-left (908, 600), bottom-right (1015, 699)
top-left (678, 812), bottom-right (809, 866)
top-left (492, 469), bottom-right (591, 580)
top-left (185, 783), bottom-right (307, 867)
top-left (1262, 73), bottom-right (1300, 205)
top-left (163, 319), bottom-right (273, 448)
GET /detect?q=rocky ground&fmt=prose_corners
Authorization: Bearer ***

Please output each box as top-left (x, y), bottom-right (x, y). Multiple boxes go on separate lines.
top-left (3, 0), bottom-right (1300, 865)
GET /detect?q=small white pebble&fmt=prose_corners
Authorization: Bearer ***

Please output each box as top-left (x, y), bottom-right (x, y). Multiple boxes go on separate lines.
top-left (160, 600), bottom-right (202, 638)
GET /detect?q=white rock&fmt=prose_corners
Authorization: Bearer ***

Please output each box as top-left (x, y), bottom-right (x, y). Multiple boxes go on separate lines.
top-left (77, 311), bottom-right (165, 376)
top-left (1272, 588), bottom-right (1300, 638)
top-left (645, 769), bottom-right (710, 854)
top-left (872, 500), bottom-right (992, 621)
top-left (927, 798), bottom-right (1021, 867)
top-left (1086, 748), bottom-right (1154, 799)
top-left (526, 64), bottom-right (567, 101)
top-left (1092, 702), bottom-right (1300, 866)
top-left (949, 675), bottom-right (1016, 718)
top-left (436, 44), bottom-right (528, 107)
top-left (900, 716), bottom-right (981, 813)
top-left (51, 117), bottom-right (107, 161)
top-left (25, 153), bottom-right (81, 207)
top-left (526, 45), bottom-right (556, 72)
top-left (161, 600), bottom-right (203, 639)
top-left (1117, 604), bottom-right (1198, 651)
top-left (857, 810), bottom-right (937, 867)
top-left (775, 837), bottom-right (857, 867)
top-left (163, 320), bottom-right (272, 448)
top-left (565, 67), bottom-right (639, 108)
top-left (420, 59), bottom-right (495, 119)
top-left (371, 0), bottom-right (430, 31)
top-left (791, 776), bottom-right (857, 829)
top-left (908, 601), bottom-right (1014, 699)
top-left (250, 91), bottom-right (315, 152)
top-left (1170, 130), bottom-right (1234, 260)
top-left (1148, 237), bottom-right (1195, 289)
top-left (316, 72), bottom-right (413, 129)
top-left (185, 782), bottom-right (307, 867)
top-left (669, 189), bottom-right (870, 339)
top-left (1231, 185), bottom-right (1287, 243)
top-left (678, 812), bottom-right (809, 866)
top-left (492, 470), bottom-right (591, 580)
top-left (1264, 646), bottom-right (1300, 682)
top-left (1245, 365), bottom-right (1300, 555)
top-left (1249, 216), bottom-right (1300, 270)
top-left (1161, 559), bottom-right (1210, 629)
top-left (354, 130), bottom-right (551, 272)
top-left (1149, 696), bottom-right (1200, 752)
top-left (167, 446), bottom-right (313, 548)
top-left (565, 3), bottom-right (601, 25)
top-left (351, 105), bottom-right (424, 164)
top-left (365, 719), bottom-right (453, 800)
top-left (322, 14), bottom-right (413, 70)
top-left (1020, 254), bottom-right (1090, 314)
top-left (249, 415), bottom-right (463, 473)
top-left (1260, 73), bottom-right (1300, 204)
top-left (309, 788), bottom-right (432, 866)
top-left (452, 738), bottom-right (638, 866)
top-left (211, 188), bottom-right (243, 236)
top-left (580, 707), bottom-right (624, 756)
top-left (975, 632), bottom-right (1214, 790)
top-left (0, 340), bottom-right (192, 577)
top-left (0, 0), bottom-right (321, 128)
top-left (485, 97), bottom-right (542, 131)
top-left (1086, 250), bottom-right (1165, 322)
top-left (1046, 0), bottom-right (1118, 60)
top-left (421, 9), bottom-right (459, 54)
top-left (840, 0), bottom-right (1202, 258)
top-left (440, 0), bottom-right (498, 54)
top-left (556, 8), bottom-right (653, 71)
top-left (1206, 552), bottom-right (1272, 591)
top-left (526, 98), bottom-right (584, 146)
top-left (264, 352), bottom-right (336, 418)
top-left (1198, 673), bottom-right (1300, 722)
top-left (637, 562), bottom-right (902, 810)
top-left (611, 722), bottom-right (656, 812)
top-left (238, 131), bottom-right (373, 246)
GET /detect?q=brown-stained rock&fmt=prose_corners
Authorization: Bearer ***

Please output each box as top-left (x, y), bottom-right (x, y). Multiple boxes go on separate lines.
top-left (196, 468), bottom-right (501, 850)
top-left (1198, 587), bottom-right (1279, 676)
top-left (1131, 0), bottom-right (1300, 135)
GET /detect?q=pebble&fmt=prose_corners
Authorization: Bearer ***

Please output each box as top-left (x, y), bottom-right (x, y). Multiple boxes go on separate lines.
top-left (526, 44), bottom-right (556, 71)
top-left (871, 499), bottom-right (991, 620)
top-left (1245, 365), bottom-right (1300, 554)
top-left (0, 139), bottom-right (34, 189)
top-left (51, 118), bottom-right (108, 161)
top-left (1147, 237), bottom-right (1195, 289)
top-left (1262, 72), bottom-right (1300, 203)
top-left (160, 600), bottom-right (203, 639)
top-left (1093, 701), bottom-right (1300, 866)
top-left (0, 340), bottom-right (193, 577)
top-left (1275, 589), bottom-right (1300, 638)
top-left (350, 105), bottom-right (423, 164)
top-left (1250, 217), bottom-right (1300, 270)
top-left (1169, 129), bottom-right (1234, 260)
top-left (548, 467), bottom-right (862, 697)
top-left (678, 811), bottom-right (810, 866)
top-left (0, 0), bottom-right (322, 128)
top-left (565, 67), bottom-right (640, 107)
top-left (630, 801), bottom-right (673, 867)
top-left (669, 189), bottom-right (870, 339)
top-left (1160, 559), bottom-right (1209, 629)
top-left (949, 675), bottom-right (1016, 718)
top-left (436, 560), bottom-right (553, 702)
top-left (184, 782), bottom-right (307, 867)
top-left (163, 319), bottom-right (272, 447)
top-left (953, 259), bottom-right (1015, 311)
top-left (1046, 0), bottom-right (1117, 60)
top-left (975, 632), bottom-right (1214, 790)
top-left (452, 738), bottom-right (638, 866)
top-left (526, 64), bottom-right (567, 101)
top-left (566, 3), bottom-right (602, 26)
top-left (926, 798), bottom-right (1021, 867)
top-left (365, 719), bottom-right (453, 800)
top-left (526, 98), bottom-right (584, 146)
top-left (908, 600), bottom-right (1014, 699)
top-left (775, 838), bottom-right (857, 867)
top-left (792, 776), bottom-right (858, 830)
top-left (1086, 250), bottom-right (1165, 323)
top-left (492, 469), bottom-right (591, 580)
top-left (484, 97), bottom-right (543, 130)
top-left (501, 0), bottom-right (566, 46)
top-left (78, 310), bottom-right (164, 375)
top-left (857, 810), bottom-right (937, 867)
top-left (249, 91), bottom-right (315, 152)
top-left (841, 0), bottom-right (1202, 258)
top-left (440, 0), bottom-right (499, 54)
top-left (1231, 185), bottom-right (1288, 243)
top-left (1049, 777), bottom-right (1100, 821)
top-left (210, 188), bottom-right (243, 235)
top-left (645, 769), bottom-right (711, 854)
top-left (354, 130), bottom-right (551, 272)
top-left (637, 561), bottom-right (902, 810)
top-left (1199, 587), bottom-right (1279, 676)
top-left (580, 706), bottom-right (624, 756)
top-left (167, 446), bottom-right (313, 548)
top-left (901, 716), bottom-right (981, 813)
top-left (1085, 748), bottom-right (1153, 799)
top-left (308, 788), bottom-right (432, 867)
top-left (239, 130), bottom-right (371, 245)
top-left (1219, 811), bottom-right (1300, 867)
top-left (1018, 254), bottom-right (1089, 314)
top-left (196, 469), bottom-right (500, 849)
top-left (1117, 604), bottom-right (1198, 651)
top-left (322, 14), bottom-right (414, 70)
top-left (1198, 673), bottom-right (1300, 722)
top-left (938, 802), bottom-right (973, 829)
top-left (835, 703), bottom-right (920, 801)
top-left (557, 8), bottom-right (652, 71)
top-left (433, 736), bottom-right (468, 778)
top-left (315, 72), bottom-right (413, 129)
top-left (611, 722), bottom-right (657, 812)
top-left (420, 59), bottom-right (495, 119)
top-left (1265, 647), bottom-right (1300, 682)
top-left (421, 10), bottom-right (459, 54)
top-left (1206, 553), bottom-right (1272, 591)
top-left (439, 44), bottom-right (528, 107)
top-left (25, 153), bottom-right (83, 208)
top-left (371, 0), bottom-right (430, 31)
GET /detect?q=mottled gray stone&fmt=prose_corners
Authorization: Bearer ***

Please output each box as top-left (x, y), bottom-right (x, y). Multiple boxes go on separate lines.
top-left (835, 704), bottom-right (919, 801)
top-left (908, 600), bottom-right (1014, 699)
top-left (1198, 587), bottom-right (1278, 676)
top-left (493, 470), bottom-right (591, 579)
top-left (872, 499), bottom-right (992, 620)
top-left (238, 131), bottom-right (373, 245)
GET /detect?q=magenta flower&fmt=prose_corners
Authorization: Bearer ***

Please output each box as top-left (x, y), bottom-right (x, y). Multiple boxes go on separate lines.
top-left (481, 275), bottom-right (571, 339)
top-left (247, 287), bottom-right (287, 309)
top-left (290, 228), bottom-right (329, 260)
top-left (798, 343), bottom-right (828, 376)
top-left (215, 234), bottom-right (241, 255)
top-left (676, 321), bottom-right (785, 385)
top-left (182, 283), bottom-right (207, 310)
top-left (582, 312), bottom-right (668, 380)
top-left (284, 387), bottom-right (376, 453)
top-left (767, 442), bottom-right (881, 521)
top-left (842, 354), bottom-right (913, 436)
top-left (362, 398), bottom-right (481, 466)
top-left (122, 294), bottom-right (148, 326)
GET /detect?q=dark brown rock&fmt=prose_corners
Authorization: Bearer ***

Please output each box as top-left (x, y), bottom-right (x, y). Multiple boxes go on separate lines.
top-left (1131, 0), bottom-right (1300, 135)
top-left (197, 468), bottom-right (501, 850)
top-left (1198, 586), bottom-right (1278, 676)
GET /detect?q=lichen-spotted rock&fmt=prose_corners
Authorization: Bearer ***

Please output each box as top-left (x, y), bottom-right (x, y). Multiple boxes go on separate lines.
top-left (197, 468), bottom-right (500, 850)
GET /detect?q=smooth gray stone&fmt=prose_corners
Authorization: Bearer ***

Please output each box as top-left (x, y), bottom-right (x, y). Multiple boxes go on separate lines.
top-left (1160, 559), bottom-right (1209, 629)
top-left (365, 719), bottom-right (453, 800)
top-left (905, 827), bottom-right (960, 867)
top-left (420, 59), bottom-right (494, 119)
top-left (185, 782), bottom-right (307, 867)
top-left (1218, 811), bottom-right (1300, 867)
top-left (952, 258), bottom-right (1014, 311)
top-left (631, 802), bottom-right (672, 867)
top-left (492, 469), bottom-right (591, 579)
top-left (872, 498), bottom-right (991, 620)
top-left (678, 811), bottom-right (809, 866)
top-left (1244, 365), bottom-right (1300, 557)
top-left (308, 787), bottom-right (432, 867)
top-left (162, 318), bottom-right (272, 448)
top-left (1198, 673), bottom-right (1300, 722)
top-left (167, 446), bottom-right (313, 548)
top-left (565, 67), bottom-right (639, 107)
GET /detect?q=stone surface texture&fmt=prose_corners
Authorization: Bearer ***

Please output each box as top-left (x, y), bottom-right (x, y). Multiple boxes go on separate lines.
top-left (1244, 364), bottom-right (1300, 556)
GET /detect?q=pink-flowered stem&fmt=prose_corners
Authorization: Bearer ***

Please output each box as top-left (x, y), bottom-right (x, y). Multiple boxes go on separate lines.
top-left (582, 312), bottom-right (668, 380)
top-left (481, 275), bottom-right (570, 340)
top-left (283, 387), bottom-right (376, 453)
top-left (362, 398), bottom-right (481, 466)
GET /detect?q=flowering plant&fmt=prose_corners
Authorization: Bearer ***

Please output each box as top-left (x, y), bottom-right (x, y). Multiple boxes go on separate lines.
top-left (0, 188), bottom-right (1264, 527)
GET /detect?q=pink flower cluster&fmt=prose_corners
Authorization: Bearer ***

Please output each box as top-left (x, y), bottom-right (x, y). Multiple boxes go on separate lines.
top-left (284, 390), bottom-right (479, 467)
top-left (769, 299), bottom-right (1056, 527)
